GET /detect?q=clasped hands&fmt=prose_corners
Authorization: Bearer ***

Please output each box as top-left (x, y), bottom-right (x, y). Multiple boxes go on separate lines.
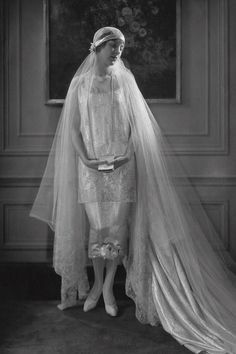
top-left (83, 144), bottom-right (133, 172)
top-left (84, 154), bottom-right (128, 172)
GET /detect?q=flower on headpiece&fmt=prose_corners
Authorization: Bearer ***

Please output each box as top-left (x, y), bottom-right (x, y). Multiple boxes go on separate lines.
top-left (89, 42), bottom-right (96, 53)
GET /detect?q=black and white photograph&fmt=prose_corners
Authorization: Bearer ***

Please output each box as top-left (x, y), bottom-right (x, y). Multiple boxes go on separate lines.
top-left (1, 0), bottom-right (236, 353)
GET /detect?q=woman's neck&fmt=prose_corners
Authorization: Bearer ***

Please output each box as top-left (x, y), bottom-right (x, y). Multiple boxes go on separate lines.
top-left (95, 61), bottom-right (111, 77)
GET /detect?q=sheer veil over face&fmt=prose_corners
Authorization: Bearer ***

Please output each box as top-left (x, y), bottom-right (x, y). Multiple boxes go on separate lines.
top-left (30, 26), bottom-right (236, 353)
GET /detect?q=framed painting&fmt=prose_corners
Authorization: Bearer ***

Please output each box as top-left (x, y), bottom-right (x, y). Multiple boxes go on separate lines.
top-left (44, 0), bottom-right (181, 105)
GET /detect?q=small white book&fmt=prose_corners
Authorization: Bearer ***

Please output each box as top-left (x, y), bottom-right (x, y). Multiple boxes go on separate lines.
top-left (98, 163), bottom-right (114, 171)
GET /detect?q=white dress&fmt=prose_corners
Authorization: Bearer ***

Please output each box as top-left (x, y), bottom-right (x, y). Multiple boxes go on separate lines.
top-left (77, 74), bottom-right (136, 259)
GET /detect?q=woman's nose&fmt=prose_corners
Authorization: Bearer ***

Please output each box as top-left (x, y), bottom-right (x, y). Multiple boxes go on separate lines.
top-left (114, 47), bottom-right (121, 55)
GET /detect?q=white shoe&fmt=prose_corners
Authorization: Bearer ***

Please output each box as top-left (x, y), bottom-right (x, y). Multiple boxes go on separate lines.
top-left (103, 284), bottom-right (118, 316)
top-left (104, 302), bottom-right (118, 317)
top-left (83, 294), bottom-right (100, 312)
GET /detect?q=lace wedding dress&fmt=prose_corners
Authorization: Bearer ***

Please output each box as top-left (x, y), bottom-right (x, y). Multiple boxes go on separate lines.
top-left (77, 74), bottom-right (136, 260)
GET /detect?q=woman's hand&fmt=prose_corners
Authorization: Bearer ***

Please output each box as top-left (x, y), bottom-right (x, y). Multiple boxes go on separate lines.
top-left (111, 139), bottom-right (134, 170)
top-left (82, 139), bottom-right (134, 172)
top-left (113, 155), bottom-right (129, 169)
top-left (82, 158), bottom-right (107, 171)
top-left (113, 142), bottom-right (134, 169)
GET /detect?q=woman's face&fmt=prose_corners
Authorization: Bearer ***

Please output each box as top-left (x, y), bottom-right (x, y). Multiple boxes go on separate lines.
top-left (96, 39), bottom-right (125, 67)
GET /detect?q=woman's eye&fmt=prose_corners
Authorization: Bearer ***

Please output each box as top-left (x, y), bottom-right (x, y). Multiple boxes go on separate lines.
top-left (108, 41), bottom-right (124, 52)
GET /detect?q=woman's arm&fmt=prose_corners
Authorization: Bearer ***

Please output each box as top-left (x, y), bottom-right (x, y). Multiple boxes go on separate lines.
top-left (71, 129), bottom-right (88, 165)
top-left (71, 113), bottom-right (107, 170)
top-left (112, 126), bottom-right (134, 169)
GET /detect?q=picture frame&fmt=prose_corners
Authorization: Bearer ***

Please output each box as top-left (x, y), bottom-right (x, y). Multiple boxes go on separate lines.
top-left (44, 0), bottom-right (181, 105)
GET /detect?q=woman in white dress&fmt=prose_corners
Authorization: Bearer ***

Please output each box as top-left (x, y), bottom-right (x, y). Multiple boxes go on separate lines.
top-left (72, 29), bottom-right (135, 316)
top-left (30, 27), bottom-right (236, 353)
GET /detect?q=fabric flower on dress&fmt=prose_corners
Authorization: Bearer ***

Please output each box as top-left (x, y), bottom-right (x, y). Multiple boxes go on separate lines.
top-left (100, 242), bottom-right (121, 260)
top-left (90, 241), bottom-right (123, 260)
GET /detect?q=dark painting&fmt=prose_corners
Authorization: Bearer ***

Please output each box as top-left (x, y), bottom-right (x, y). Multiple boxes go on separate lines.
top-left (46, 0), bottom-right (180, 103)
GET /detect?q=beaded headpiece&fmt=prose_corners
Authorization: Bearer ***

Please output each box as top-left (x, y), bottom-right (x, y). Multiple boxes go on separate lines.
top-left (89, 27), bottom-right (125, 52)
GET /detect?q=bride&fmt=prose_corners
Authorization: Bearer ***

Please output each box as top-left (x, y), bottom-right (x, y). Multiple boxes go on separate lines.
top-left (30, 27), bottom-right (236, 353)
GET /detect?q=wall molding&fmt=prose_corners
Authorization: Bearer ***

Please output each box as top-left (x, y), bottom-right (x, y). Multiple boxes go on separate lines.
top-left (0, 189), bottom-right (231, 253)
top-left (166, 0), bottom-right (229, 155)
top-left (202, 200), bottom-right (229, 249)
top-left (165, 0), bottom-right (210, 138)
top-left (1, 176), bottom-right (236, 187)
top-left (0, 0), bottom-right (54, 159)
top-left (1, 201), bottom-right (53, 251)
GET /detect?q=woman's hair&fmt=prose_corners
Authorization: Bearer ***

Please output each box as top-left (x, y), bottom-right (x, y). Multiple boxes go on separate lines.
top-left (95, 41), bottom-right (108, 53)
top-left (95, 30), bottom-right (113, 53)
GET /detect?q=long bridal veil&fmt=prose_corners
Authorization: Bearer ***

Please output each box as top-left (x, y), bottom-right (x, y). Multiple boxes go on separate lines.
top-left (30, 50), bottom-right (236, 353)
top-left (117, 62), bottom-right (236, 353)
